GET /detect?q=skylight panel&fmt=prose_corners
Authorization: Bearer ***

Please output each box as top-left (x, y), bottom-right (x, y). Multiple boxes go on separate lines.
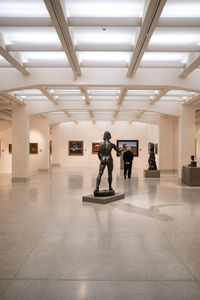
top-left (78, 52), bottom-right (131, 67)
top-left (149, 28), bottom-right (200, 46)
top-left (2, 28), bottom-right (60, 46)
top-left (161, 0), bottom-right (200, 18)
top-left (127, 90), bottom-right (156, 96)
top-left (20, 52), bottom-right (68, 63)
top-left (142, 52), bottom-right (188, 63)
top-left (72, 27), bottom-right (136, 46)
top-left (66, 0), bottom-right (144, 18)
top-left (0, 0), bottom-right (49, 17)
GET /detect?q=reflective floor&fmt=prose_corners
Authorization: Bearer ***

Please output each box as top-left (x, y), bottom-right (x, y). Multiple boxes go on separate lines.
top-left (0, 167), bottom-right (200, 299)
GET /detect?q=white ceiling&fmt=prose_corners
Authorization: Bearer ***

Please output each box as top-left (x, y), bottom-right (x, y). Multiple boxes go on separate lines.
top-left (0, 0), bottom-right (200, 123)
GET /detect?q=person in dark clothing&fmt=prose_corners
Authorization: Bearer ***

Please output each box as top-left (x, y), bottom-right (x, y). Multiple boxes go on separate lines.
top-left (123, 147), bottom-right (134, 179)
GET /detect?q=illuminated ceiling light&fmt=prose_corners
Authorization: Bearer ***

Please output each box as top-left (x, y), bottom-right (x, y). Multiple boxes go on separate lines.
top-left (55, 96), bottom-right (59, 100)
top-left (82, 96), bottom-right (85, 100)
top-left (20, 52), bottom-right (67, 63)
top-left (79, 52), bottom-right (130, 63)
top-left (4, 29), bottom-right (60, 45)
top-left (50, 90), bottom-right (54, 95)
top-left (0, 0), bottom-right (49, 17)
top-left (150, 31), bottom-right (200, 46)
top-left (161, 2), bottom-right (200, 18)
top-left (66, 0), bottom-right (143, 17)
top-left (182, 96), bottom-right (187, 100)
top-left (150, 96), bottom-right (154, 100)
top-left (142, 52), bottom-right (188, 62)
top-left (21, 95), bottom-right (26, 100)
top-left (155, 90), bottom-right (159, 95)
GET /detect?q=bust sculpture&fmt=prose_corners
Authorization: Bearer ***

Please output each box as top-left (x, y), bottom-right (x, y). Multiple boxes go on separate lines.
top-left (148, 143), bottom-right (157, 170)
top-left (188, 155), bottom-right (197, 167)
top-left (94, 131), bottom-right (121, 196)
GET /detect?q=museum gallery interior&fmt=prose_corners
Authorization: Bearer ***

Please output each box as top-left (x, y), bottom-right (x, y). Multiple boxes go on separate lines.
top-left (0, 0), bottom-right (200, 299)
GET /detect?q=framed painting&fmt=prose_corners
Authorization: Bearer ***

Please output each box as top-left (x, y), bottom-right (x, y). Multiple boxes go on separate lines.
top-left (92, 142), bottom-right (100, 154)
top-left (68, 141), bottom-right (84, 156)
top-left (8, 144), bottom-right (12, 153)
top-left (29, 143), bottom-right (38, 154)
top-left (117, 140), bottom-right (139, 157)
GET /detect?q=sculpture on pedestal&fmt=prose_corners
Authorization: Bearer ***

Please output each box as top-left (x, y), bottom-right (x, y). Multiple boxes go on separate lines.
top-left (148, 143), bottom-right (157, 170)
top-left (188, 155), bottom-right (197, 167)
top-left (94, 131), bottom-right (121, 196)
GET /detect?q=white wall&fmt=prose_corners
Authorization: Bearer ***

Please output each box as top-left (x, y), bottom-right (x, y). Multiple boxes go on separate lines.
top-left (30, 115), bottom-right (50, 175)
top-left (59, 121), bottom-right (159, 170)
top-left (159, 116), bottom-right (178, 171)
top-left (0, 120), bottom-right (12, 173)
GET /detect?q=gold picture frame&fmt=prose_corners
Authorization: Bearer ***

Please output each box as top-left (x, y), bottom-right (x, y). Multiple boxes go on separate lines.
top-left (68, 141), bottom-right (84, 156)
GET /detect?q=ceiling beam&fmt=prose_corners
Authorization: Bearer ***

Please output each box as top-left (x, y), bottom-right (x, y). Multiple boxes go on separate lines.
top-left (117, 88), bottom-right (128, 106)
top-left (44, 0), bottom-right (81, 78)
top-left (0, 92), bottom-right (24, 105)
top-left (150, 88), bottom-right (170, 104)
top-left (179, 53), bottom-right (200, 78)
top-left (0, 34), bottom-right (29, 76)
top-left (0, 112), bottom-right (11, 121)
top-left (127, 0), bottom-right (167, 77)
top-left (113, 109), bottom-right (119, 118)
top-left (63, 110), bottom-right (72, 118)
top-left (80, 87), bottom-right (90, 105)
top-left (38, 87), bottom-right (58, 104)
top-left (88, 109), bottom-right (94, 118)
top-left (184, 94), bottom-right (200, 105)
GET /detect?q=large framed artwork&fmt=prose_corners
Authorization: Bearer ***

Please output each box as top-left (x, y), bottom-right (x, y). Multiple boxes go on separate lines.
top-left (92, 142), bottom-right (100, 154)
top-left (117, 140), bottom-right (139, 157)
top-left (29, 143), bottom-right (38, 154)
top-left (68, 141), bottom-right (84, 156)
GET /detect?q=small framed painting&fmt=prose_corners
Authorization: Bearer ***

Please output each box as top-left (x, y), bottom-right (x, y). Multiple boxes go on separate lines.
top-left (8, 144), bottom-right (12, 153)
top-left (30, 143), bottom-right (38, 154)
top-left (68, 141), bottom-right (84, 156)
top-left (92, 142), bottom-right (100, 154)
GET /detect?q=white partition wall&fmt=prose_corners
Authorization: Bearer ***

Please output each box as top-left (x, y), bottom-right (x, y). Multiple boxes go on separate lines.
top-left (51, 123), bottom-right (61, 166)
top-left (178, 105), bottom-right (196, 179)
top-left (159, 116), bottom-right (178, 172)
top-left (30, 115), bottom-right (50, 174)
top-left (12, 104), bottom-right (30, 181)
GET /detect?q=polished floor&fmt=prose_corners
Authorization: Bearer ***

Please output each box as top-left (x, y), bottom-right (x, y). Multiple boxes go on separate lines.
top-left (0, 167), bottom-right (200, 299)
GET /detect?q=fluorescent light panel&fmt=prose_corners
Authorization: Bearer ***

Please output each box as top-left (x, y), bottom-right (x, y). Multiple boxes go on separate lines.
top-left (142, 52), bottom-right (188, 63)
top-left (0, 0), bottom-right (49, 17)
top-left (2, 28), bottom-right (60, 45)
top-left (20, 52), bottom-right (68, 63)
top-left (161, 0), bottom-right (200, 18)
top-left (78, 52), bottom-right (131, 63)
top-left (72, 27), bottom-right (136, 46)
top-left (127, 90), bottom-right (156, 96)
top-left (150, 28), bottom-right (200, 46)
top-left (66, 0), bottom-right (144, 17)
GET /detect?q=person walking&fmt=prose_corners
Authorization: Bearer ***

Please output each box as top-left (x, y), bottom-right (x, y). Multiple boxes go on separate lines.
top-left (123, 146), bottom-right (134, 179)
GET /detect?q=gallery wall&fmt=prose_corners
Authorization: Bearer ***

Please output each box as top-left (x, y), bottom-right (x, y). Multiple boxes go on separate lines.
top-left (0, 120), bottom-right (12, 173)
top-left (59, 121), bottom-right (159, 170)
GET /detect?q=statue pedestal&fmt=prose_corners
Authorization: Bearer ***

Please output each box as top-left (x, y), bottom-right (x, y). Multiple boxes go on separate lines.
top-left (144, 169), bottom-right (160, 178)
top-left (82, 192), bottom-right (125, 204)
top-left (182, 166), bottom-right (200, 186)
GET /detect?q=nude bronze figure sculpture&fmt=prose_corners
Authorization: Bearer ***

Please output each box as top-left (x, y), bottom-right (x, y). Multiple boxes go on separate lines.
top-left (94, 131), bottom-right (121, 196)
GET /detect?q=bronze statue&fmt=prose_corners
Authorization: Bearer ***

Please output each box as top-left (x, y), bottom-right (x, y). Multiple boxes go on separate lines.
top-left (94, 131), bottom-right (120, 195)
top-left (148, 143), bottom-right (157, 170)
top-left (188, 155), bottom-right (197, 167)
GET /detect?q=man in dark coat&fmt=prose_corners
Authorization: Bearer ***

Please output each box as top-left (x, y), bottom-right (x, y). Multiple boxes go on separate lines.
top-left (123, 147), bottom-right (134, 179)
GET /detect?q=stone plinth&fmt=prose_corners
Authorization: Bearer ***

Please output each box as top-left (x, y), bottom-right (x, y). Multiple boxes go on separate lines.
top-left (182, 166), bottom-right (200, 186)
top-left (82, 193), bottom-right (125, 204)
top-left (144, 169), bottom-right (160, 178)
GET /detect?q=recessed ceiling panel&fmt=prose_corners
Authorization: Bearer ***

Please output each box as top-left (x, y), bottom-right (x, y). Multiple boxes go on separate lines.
top-left (66, 0), bottom-right (144, 18)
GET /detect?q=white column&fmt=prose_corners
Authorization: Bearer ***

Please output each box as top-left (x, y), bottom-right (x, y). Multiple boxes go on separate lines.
top-left (159, 116), bottom-right (178, 172)
top-left (51, 123), bottom-right (61, 166)
top-left (178, 105), bottom-right (196, 179)
top-left (37, 117), bottom-right (50, 171)
top-left (12, 104), bottom-right (29, 181)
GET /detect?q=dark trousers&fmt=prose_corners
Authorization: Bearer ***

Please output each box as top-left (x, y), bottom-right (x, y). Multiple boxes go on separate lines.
top-left (124, 163), bottom-right (132, 178)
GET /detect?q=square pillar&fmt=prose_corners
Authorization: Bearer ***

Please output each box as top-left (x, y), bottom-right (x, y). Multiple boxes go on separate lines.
top-left (12, 104), bottom-right (29, 181)
top-left (51, 123), bottom-right (61, 166)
